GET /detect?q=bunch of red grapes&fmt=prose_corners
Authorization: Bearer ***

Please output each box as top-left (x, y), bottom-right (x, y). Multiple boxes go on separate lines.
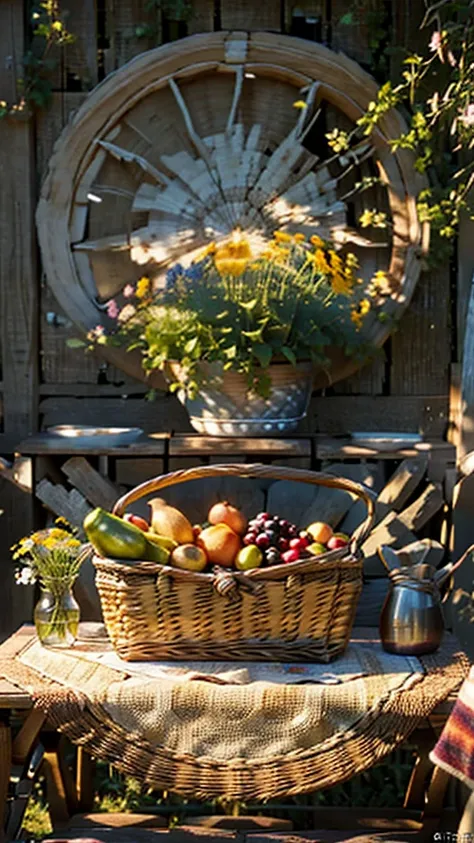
top-left (243, 511), bottom-right (311, 565)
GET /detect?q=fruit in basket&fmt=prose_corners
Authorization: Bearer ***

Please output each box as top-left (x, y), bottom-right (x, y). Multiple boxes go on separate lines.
top-left (335, 532), bottom-right (350, 542)
top-left (123, 513), bottom-right (150, 532)
top-left (143, 539), bottom-right (171, 564)
top-left (327, 535), bottom-right (349, 550)
top-left (84, 508), bottom-right (148, 560)
top-left (265, 547), bottom-right (282, 565)
top-left (197, 524), bottom-right (241, 566)
top-left (282, 548), bottom-right (300, 564)
top-left (307, 541), bottom-right (327, 556)
top-left (145, 532), bottom-right (178, 551)
top-left (208, 502), bottom-right (248, 535)
top-left (148, 498), bottom-right (194, 544)
top-left (171, 544), bottom-right (207, 572)
top-left (235, 545), bottom-right (263, 571)
top-left (306, 522), bottom-right (333, 544)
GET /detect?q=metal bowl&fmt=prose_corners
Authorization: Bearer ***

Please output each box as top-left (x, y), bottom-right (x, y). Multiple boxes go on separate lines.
top-left (47, 425), bottom-right (144, 447)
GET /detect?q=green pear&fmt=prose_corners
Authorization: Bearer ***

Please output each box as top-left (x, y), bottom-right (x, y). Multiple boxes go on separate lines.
top-left (235, 545), bottom-right (263, 571)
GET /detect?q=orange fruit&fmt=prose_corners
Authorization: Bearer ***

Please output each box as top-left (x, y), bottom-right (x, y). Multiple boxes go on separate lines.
top-left (306, 522), bottom-right (333, 544)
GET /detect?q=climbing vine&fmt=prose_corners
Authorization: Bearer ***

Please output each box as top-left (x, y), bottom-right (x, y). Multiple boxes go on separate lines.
top-left (338, 0), bottom-right (474, 253)
top-left (0, 1), bottom-right (75, 119)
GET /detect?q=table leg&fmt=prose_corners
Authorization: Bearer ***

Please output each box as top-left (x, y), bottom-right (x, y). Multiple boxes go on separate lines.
top-left (0, 711), bottom-right (12, 843)
top-left (458, 789), bottom-right (474, 836)
top-left (76, 747), bottom-right (95, 813)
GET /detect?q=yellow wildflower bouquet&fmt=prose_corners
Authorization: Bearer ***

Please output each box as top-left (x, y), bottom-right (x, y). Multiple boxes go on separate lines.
top-left (88, 230), bottom-right (383, 398)
top-left (12, 522), bottom-right (87, 588)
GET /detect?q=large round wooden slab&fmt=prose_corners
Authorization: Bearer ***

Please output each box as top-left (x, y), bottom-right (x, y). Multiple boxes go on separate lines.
top-left (37, 31), bottom-right (428, 388)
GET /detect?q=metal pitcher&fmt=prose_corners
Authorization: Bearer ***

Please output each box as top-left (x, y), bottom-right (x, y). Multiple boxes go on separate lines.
top-left (378, 543), bottom-right (474, 656)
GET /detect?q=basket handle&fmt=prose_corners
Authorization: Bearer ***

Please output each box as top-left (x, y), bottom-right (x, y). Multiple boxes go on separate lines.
top-left (112, 463), bottom-right (376, 551)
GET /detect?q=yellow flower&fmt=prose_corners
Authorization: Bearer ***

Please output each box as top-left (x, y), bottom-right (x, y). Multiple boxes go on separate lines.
top-left (197, 241), bottom-right (216, 259)
top-left (310, 234), bottom-right (325, 248)
top-left (293, 100), bottom-right (308, 110)
top-left (136, 276), bottom-right (150, 299)
top-left (345, 252), bottom-right (359, 270)
top-left (312, 248), bottom-right (331, 275)
top-left (273, 230), bottom-right (293, 243)
top-left (350, 298), bottom-right (371, 330)
top-left (331, 274), bottom-right (352, 296)
top-left (359, 209), bottom-right (388, 229)
top-left (351, 308), bottom-right (363, 330)
top-left (293, 233), bottom-right (306, 243)
top-left (214, 237), bottom-right (252, 277)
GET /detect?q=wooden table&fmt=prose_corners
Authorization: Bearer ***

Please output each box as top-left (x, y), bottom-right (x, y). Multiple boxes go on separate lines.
top-left (0, 625), bottom-right (465, 843)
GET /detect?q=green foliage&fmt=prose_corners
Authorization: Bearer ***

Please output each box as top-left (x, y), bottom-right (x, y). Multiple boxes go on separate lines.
top-left (87, 234), bottom-right (380, 400)
top-left (0, 2), bottom-right (75, 119)
top-left (341, 0), bottom-right (474, 256)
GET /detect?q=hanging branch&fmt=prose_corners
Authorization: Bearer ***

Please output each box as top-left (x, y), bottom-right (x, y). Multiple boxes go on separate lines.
top-left (0, 1), bottom-right (75, 119)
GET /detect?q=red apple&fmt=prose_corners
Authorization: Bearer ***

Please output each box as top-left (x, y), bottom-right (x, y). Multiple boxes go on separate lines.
top-left (123, 513), bottom-right (149, 532)
top-left (327, 535), bottom-right (349, 550)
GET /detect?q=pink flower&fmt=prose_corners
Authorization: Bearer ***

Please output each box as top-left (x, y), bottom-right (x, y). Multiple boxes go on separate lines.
top-left (461, 104), bottom-right (474, 127)
top-left (447, 50), bottom-right (456, 67)
top-left (107, 299), bottom-right (119, 319)
top-left (429, 31), bottom-right (442, 52)
top-left (123, 284), bottom-right (135, 298)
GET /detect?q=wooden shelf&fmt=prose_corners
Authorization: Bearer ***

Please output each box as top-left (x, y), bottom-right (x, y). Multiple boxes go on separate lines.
top-left (15, 432), bottom-right (455, 464)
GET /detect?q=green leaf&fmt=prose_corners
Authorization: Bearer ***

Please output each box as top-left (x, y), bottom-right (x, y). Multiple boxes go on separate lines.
top-left (66, 338), bottom-right (87, 348)
top-left (339, 12), bottom-right (353, 25)
top-left (240, 298), bottom-right (258, 311)
top-left (223, 345), bottom-right (237, 359)
top-left (184, 336), bottom-right (198, 353)
top-left (253, 344), bottom-right (273, 368)
top-left (281, 346), bottom-right (297, 366)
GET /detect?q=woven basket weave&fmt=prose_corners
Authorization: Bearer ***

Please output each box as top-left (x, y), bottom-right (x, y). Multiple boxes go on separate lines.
top-left (93, 464), bottom-right (375, 662)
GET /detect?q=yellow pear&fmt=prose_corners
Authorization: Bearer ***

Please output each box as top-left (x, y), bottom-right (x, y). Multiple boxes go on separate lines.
top-left (148, 498), bottom-right (194, 544)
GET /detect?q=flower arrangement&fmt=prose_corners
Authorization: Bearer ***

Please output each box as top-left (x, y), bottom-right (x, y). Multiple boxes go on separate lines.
top-left (86, 230), bottom-right (386, 399)
top-left (12, 521), bottom-right (89, 646)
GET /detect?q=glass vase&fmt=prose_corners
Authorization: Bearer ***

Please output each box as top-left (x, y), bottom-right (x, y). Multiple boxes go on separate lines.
top-left (34, 578), bottom-right (80, 648)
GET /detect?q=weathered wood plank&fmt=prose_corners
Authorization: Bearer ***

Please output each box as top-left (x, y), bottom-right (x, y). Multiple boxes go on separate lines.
top-left (36, 478), bottom-right (92, 528)
top-left (221, 0), bottom-right (281, 30)
top-left (187, 0), bottom-right (214, 34)
top-left (362, 483), bottom-right (444, 575)
top-left (115, 458), bottom-right (165, 487)
top-left (170, 436), bottom-right (311, 457)
top-left (61, 457), bottom-right (120, 510)
top-left (0, 2), bottom-right (38, 438)
top-left (106, 0), bottom-right (162, 71)
top-left (39, 396), bottom-right (193, 433)
top-left (391, 267), bottom-right (451, 399)
top-left (0, 475), bottom-right (34, 642)
top-left (458, 275), bottom-right (474, 460)
top-left (376, 458), bottom-right (428, 513)
top-left (304, 396), bottom-right (448, 437)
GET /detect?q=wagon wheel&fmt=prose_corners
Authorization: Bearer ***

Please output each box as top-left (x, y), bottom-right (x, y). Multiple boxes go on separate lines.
top-left (37, 31), bottom-right (428, 390)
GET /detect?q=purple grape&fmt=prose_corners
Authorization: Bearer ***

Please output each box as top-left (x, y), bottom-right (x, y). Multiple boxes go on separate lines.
top-left (288, 525), bottom-right (298, 538)
top-left (257, 512), bottom-right (271, 521)
top-left (265, 529), bottom-right (278, 544)
top-left (256, 534), bottom-right (270, 549)
top-left (243, 533), bottom-right (257, 546)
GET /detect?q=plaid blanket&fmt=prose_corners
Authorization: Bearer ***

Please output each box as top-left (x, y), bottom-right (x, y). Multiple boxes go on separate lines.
top-left (430, 664), bottom-right (474, 788)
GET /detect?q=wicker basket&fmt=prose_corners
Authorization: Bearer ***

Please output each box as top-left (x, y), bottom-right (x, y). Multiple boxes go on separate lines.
top-left (93, 464), bottom-right (375, 662)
